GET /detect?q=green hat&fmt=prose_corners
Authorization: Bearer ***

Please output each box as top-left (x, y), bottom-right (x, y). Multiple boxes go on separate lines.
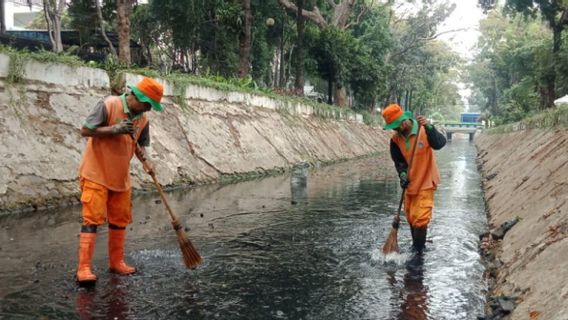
top-left (383, 111), bottom-right (412, 130)
top-left (128, 76), bottom-right (164, 112)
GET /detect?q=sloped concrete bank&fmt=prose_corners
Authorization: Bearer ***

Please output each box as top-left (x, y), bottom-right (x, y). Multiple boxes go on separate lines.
top-left (0, 53), bottom-right (388, 213)
top-left (476, 130), bottom-right (568, 320)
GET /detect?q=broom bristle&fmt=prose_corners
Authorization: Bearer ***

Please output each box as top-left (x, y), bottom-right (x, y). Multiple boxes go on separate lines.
top-left (176, 229), bottom-right (203, 269)
top-left (382, 227), bottom-right (400, 254)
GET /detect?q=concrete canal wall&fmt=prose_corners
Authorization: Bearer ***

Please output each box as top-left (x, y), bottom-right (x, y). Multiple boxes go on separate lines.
top-left (0, 53), bottom-right (389, 213)
top-left (476, 121), bottom-right (568, 319)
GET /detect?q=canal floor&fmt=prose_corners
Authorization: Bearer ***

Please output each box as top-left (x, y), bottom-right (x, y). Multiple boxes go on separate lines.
top-left (0, 137), bottom-right (487, 319)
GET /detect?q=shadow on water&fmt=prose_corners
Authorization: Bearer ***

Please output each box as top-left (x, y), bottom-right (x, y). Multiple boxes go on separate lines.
top-left (0, 136), bottom-right (486, 319)
top-left (384, 253), bottom-right (429, 320)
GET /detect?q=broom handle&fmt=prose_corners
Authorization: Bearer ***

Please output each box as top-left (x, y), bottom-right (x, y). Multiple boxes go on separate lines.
top-left (145, 163), bottom-right (180, 225)
top-left (133, 141), bottom-right (182, 228)
top-left (395, 124), bottom-right (421, 220)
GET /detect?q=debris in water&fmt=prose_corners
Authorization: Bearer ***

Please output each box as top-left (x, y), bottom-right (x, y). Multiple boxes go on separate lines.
top-left (490, 217), bottom-right (520, 240)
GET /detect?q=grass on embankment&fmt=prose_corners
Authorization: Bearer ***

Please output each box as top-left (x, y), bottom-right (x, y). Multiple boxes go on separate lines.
top-left (485, 105), bottom-right (568, 134)
top-left (0, 45), bottom-right (383, 126)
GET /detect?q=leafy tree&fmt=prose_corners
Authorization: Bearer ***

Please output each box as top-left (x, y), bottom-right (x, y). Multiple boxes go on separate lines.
top-left (130, 3), bottom-right (159, 65)
top-left (380, 0), bottom-right (461, 120)
top-left (250, 0), bottom-right (281, 85)
top-left (467, 10), bottom-right (551, 123)
top-left (479, 0), bottom-right (568, 108)
top-left (311, 26), bottom-right (356, 104)
top-left (279, 0), bottom-right (368, 105)
top-left (239, 0), bottom-right (253, 77)
top-left (349, 2), bottom-right (391, 110)
top-left (294, 0), bottom-right (306, 93)
top-left (68, 0), bottom-right (115, 47)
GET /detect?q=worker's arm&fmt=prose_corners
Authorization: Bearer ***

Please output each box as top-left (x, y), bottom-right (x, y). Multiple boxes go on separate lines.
top-left (80, 100), bottom-right (134, 137)
top-left (390, 140), bottom-right (407, 175)
top-left (416, 115), bottom-right (446, 150)
top-left (390, 140), bottom-right (410, 189)
top-left (80, 121), bottom-right (133, 137)
top-left (134, 125), bottom-right (154, 175)
top-left (424, 124), bottom-right (446, 150)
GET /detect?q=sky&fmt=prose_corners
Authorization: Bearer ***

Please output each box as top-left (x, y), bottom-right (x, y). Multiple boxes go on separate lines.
top-left (395, 0), bottom-right (487, 109)
top-left (437, 0), bottom-right (486, 61)
top-left (438, 1), bottom-right (487, 109)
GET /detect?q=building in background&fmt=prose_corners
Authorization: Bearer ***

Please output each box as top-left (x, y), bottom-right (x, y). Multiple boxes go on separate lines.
top-left (2, 0), bottom-right (42, 31)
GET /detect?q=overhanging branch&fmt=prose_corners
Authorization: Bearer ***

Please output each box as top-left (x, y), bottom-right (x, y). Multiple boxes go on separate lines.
top-left (279, 0), bottom-right (327, 28)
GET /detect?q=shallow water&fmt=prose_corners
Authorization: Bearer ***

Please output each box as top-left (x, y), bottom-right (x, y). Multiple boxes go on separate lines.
top-left (0, 137), bottom-right (486, 319)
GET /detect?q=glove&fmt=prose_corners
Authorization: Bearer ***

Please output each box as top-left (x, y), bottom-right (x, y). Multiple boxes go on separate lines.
top-left (399, 171), bottom-right (409, 189)
top-left (112, 119), bottom-right (135, 135)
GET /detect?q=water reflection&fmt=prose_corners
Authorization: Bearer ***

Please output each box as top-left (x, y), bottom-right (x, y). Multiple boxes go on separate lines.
top-left (398, 254), bottom-right (429, 320)
top-left (75, 287), bottom-right (96, 319)
top-left (290, 161), bottom-right (309, 205)
top-left (75, 276), bottom-right (131, 320)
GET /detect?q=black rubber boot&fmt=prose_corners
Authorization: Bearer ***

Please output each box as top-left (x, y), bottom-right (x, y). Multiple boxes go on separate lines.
top-left (413, 227), bottom-right (427, 254)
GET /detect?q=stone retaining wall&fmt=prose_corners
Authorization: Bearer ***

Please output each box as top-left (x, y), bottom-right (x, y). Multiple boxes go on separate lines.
top-left (0, 53), bottom-right (388, 213)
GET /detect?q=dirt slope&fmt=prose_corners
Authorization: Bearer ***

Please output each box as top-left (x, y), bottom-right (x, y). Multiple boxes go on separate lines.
top-left (476, 130), bottom-right (568, 320)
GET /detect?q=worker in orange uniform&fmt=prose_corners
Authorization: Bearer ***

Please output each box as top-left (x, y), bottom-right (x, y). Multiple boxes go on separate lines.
top-left (76, 77), bottom-right (164, 285)
top-left (382, 104), bottom-right (446, 253)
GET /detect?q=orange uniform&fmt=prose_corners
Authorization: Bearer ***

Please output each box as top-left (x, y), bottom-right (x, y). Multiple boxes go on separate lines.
top-left (79, 95), bottom-right (148, 227)
top-left (75, 77), bottom-right (164, 284)
top-left (391, 122), bottom-right (445, 228)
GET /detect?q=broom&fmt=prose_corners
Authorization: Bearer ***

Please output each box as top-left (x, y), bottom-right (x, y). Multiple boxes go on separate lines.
top-left (135, 144), bottom-right (203, 269)
top-left (382, 124), bottom-right (421, 254)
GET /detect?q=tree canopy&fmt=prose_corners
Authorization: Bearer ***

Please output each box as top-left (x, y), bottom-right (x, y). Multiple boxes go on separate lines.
top-left (15, 0), bottom-right (467, 119)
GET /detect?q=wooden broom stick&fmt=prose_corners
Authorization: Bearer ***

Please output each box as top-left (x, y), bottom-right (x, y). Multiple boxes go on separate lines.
top-left (135, 144), bottom-right (203, 268)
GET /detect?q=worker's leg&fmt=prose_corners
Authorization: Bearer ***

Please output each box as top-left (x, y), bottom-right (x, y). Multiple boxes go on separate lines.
top-left (405, 189), bottom-right (434, 253)
top-left (107, 188), bottom-right (136, 275)
top-left (77, 180), bottom-right (108, 284)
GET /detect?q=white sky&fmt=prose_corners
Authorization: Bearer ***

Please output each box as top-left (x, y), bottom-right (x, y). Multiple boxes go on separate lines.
top-left (434, 1), bottom-right (486, 110)
top-left (437, 0), bottom-right (485, 61)
top-left (395, 1), bottom-right (486, 108)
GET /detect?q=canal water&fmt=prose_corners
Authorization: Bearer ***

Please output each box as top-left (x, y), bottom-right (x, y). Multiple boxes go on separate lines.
top-left (0, 137), bottom-right (487, 319)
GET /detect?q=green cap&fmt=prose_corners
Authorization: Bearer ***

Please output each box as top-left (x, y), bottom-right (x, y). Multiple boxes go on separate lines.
top-left (128, 85), bottom-right (164, 112)
top-left (383, 111), bottom-right (412, 130)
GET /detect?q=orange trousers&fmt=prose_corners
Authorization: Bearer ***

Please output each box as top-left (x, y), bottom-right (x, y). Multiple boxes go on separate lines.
top-left (404, 189), bottom-right (435, 228)
top-left (80, 179), bottom-right (132, 227)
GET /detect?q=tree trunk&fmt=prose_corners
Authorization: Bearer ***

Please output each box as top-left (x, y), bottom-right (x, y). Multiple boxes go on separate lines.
top-left (334, 83), bottom-right (347, 107)
top-left (43, 0), bottom-right (65, 52)
top-left (53, 16), bottom-right (62, 52)
top-left (327, 79), bottom-right (333, 104)
top-left (279, 0), bottom-right (358, 106)
top-left (1, 0), bottom-right (5, 33)
top-left (43, 1), bottom-right (56, 49)
top-left (331, 0), bottom-right (356, 29)
top-left (238, 0), bottom-right (253, 77)
top-left (544, 24), bottom-right (563, 109)
top-left (117, 0), bottom-right (132, 64)
top-left (279, 40), bottom-right (285, 87)
top-left (95, 0), bottom-right (118, 61)
top-left (294, 0), bottom-right (305, 94)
